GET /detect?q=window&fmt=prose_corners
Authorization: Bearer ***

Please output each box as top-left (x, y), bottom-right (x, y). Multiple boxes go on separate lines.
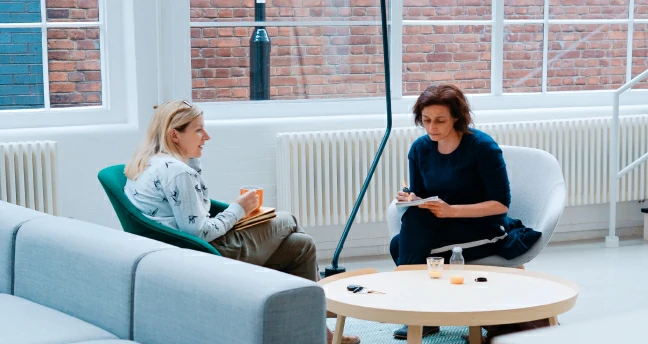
top-left (185, 0), bottom-right (648, 117)
top-left (0, 0), bottom-right (104, 111)
top-left (190, 0), bottom-right (385, 102)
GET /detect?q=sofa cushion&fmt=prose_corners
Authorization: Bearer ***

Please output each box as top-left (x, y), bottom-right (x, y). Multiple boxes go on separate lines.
top-left (13, 216), bottom-right (175, 340)
top-left (133, 249), bottom-right (326, 344)
top-left (0, 294), bottom-right (117, 344)
top-left (0, 201), bottom-right (49, 294)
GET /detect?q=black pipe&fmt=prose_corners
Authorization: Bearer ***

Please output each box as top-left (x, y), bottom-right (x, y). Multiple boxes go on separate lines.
top-left (250, 1), bottom-right (270, 100)
top-left (325, 0), bottom-right (393, 277)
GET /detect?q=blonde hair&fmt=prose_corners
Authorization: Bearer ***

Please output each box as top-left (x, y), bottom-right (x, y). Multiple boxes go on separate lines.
top-left (125, 100), bottom-right (203, 180)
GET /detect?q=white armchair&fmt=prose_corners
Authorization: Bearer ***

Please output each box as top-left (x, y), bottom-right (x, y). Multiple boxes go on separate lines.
top-left (386, 145), bottom-right (567, 268)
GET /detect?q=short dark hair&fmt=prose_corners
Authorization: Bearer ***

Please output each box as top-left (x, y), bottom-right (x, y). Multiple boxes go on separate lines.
top-left (412, 84), bottom-right (473, 134)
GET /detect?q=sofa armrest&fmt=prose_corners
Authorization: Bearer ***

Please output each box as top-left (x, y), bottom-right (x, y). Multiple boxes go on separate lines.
top-left (133, 249), bottom-right (326, 344)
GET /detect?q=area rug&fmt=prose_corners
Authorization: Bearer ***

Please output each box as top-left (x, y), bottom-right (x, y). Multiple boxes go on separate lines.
top-left (326, 318), bottom-right (486, 344)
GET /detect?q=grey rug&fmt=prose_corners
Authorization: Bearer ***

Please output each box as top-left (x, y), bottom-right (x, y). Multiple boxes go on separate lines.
top-left (326, 318), bottom-right (486, 344)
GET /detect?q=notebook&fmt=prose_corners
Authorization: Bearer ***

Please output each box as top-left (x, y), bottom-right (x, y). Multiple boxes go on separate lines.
top-left (395, 196), bottom-right (439, 208)
top-left (232, 206), bottom-right (276, 231)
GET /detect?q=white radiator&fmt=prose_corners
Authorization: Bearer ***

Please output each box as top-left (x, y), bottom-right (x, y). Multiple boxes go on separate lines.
top-left (0, 141), bottom-right (59, 215)
top-left (277, 115), bottom-right (648, 227)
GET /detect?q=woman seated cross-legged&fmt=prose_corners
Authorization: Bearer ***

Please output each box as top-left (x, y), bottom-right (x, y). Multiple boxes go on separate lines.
top-left (390, 84), bottom-right (541, 340)
top-left (123, 100), bottom-right (360, 344)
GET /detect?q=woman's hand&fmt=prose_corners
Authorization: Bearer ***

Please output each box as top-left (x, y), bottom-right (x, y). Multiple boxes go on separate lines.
top-left (234, 190), bottom-right (260, 215)
top-left (418, 199), bottom-right (456, 218)
top-left (396, 191), bottom-right (420, 202)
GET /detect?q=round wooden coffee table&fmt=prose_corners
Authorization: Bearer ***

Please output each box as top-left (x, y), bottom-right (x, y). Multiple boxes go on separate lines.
top-left (321, 265), bottom-right (579, 344)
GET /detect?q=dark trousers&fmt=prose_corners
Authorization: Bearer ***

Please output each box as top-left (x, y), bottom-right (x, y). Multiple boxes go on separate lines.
top-left (390, 207), bottom-right (501, 266)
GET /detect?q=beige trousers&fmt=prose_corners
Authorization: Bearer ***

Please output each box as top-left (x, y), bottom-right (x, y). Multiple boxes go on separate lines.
top-left (209, 211), bottom-right (318, 282)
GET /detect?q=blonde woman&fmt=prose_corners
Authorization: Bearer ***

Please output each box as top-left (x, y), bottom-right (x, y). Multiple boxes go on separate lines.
top-left (124, 100), bottom-right (360, 344)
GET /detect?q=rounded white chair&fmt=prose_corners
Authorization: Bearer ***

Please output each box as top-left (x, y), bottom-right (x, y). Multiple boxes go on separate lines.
top-left (386, 145), bottom-right (567, 268)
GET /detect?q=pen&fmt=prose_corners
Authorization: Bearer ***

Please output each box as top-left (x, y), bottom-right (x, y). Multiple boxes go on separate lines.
top-left (402, 180), bottom-right (412, 201)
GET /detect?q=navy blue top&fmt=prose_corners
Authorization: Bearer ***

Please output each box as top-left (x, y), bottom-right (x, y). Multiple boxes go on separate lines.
top-left (408, 128), bottom-right (511, 225)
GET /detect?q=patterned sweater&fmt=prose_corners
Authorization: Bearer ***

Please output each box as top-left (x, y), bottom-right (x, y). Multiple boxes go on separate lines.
top-left (125, 154), bottom-right (245, 242)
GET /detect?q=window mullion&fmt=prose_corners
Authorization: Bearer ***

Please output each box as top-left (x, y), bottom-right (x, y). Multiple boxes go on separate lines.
top-left (626, 0), bottom-right (635, 83)
top-left (98, 0), bottom-right (109, 109)
top-left (39, 0), bottom-right (50, 109)
top-left (390, 0), bottom-right (403, 99)
top-left (542, 0), bottom-right (550, 93)
top-left (491, 0), bottom-right (504, 96)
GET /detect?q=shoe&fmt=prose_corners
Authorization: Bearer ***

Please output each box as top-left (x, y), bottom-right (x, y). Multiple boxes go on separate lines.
top-left (461, 334), bottom-right (485, 344)
top-left (393, 325), bottom-right (440, 339)
top-left (327, 333), bottom-right (360, 344)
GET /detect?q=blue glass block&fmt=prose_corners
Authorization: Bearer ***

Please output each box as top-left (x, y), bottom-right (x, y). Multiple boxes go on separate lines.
top-left (13, 73), bottom-right (42, 84)
top-left (0, 28), bottom-right (45, 111)
top-left (0, 1), bottom-right (41, 23)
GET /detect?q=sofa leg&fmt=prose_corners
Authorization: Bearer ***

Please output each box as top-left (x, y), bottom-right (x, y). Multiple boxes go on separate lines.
top-left (516, 265), bottom-right (525, 270)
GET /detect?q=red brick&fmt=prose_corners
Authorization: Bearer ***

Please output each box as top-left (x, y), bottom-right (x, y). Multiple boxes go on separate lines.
top-left (76, 61), bottom-right (100, 71)
top-left (47, 0), bottom-right (77, 8)
top-left (77, 82), bottom-right (101, 92)
top-left (49, 72), bottom-right (68, 82)
top-left (68, 72), bottom-right (84, 81)
top-left (50, 82), bottom-right (75, 93)
top-left (49, 61), bottom-right (75, 71)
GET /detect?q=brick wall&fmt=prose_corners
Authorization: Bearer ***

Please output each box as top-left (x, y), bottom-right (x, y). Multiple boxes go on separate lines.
top-left (0, 0), bottom-right (101, 111)
top-left (46, 0), bottom-right (101, 107)
top-left (191, 1), bottom-right (648, 101)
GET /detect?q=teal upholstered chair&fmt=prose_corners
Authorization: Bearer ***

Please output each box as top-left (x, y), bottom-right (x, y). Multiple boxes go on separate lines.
top-left (98, 164), bottom-right (224, 256)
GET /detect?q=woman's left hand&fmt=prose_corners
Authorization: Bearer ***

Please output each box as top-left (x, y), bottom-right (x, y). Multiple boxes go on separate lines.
top-left (418, 199), bottom-right (456, 218)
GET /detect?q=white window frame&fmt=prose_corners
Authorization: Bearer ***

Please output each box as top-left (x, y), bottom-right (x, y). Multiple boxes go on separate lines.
top-left (167, 0), bottom-right (648, 121)
top-left (0, 0), bottom-right (130, 130)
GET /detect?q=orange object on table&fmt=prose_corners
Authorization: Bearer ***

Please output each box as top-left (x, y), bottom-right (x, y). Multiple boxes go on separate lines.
top-left (450, 275), bottom-right (464, 284)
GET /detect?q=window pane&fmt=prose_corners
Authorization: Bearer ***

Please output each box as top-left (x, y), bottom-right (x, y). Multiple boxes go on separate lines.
top-left (404, 0), bottom-right (492, 20)
top-left (190, 0), bottom-right (384, 22)
top-left (191, 25), bottom-right (385, 101)
top-left (505, 0), bottom-right (544, 20)
top-left (0, 0), bottom-right (41, 23)
top-left (633, 24), bottom-right (648, 89)
top-left (46, 0), bottom-right (98, 22)
top-left (547, 24), bottom-right (627, 91)
top-left (549, 0), bottom-right (628, 19)
top-left (504, 24), bottom-right (543, 93)
top-left (48, 28), bottom-right (102, 107)
top-left (637, 0), bottom-right (648, 19)
top-left (0, 28), bottom-right (44, 109)
top-left (402, 25), bottom-right (491, 96)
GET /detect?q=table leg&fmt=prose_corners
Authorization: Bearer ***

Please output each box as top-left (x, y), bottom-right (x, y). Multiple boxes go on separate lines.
top-left (332, 315), bottom-right (346, 344)
top-left (549, 316), bottom-right (559, 326)
top-left (469, 326), bottom-right (483, 344)
top-left (406, 325), bottom-right (423, 344)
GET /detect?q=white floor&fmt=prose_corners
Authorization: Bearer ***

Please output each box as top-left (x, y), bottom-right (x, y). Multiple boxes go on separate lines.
top-left (318, 238), bottom-right (648, 326)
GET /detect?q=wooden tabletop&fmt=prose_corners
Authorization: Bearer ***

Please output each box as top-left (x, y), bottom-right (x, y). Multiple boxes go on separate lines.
top-left (322, 265), bottom-right (579, 326)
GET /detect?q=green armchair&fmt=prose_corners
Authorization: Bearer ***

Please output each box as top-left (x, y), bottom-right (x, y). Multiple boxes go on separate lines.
top-left (97, 164), bottom-right (224, 256)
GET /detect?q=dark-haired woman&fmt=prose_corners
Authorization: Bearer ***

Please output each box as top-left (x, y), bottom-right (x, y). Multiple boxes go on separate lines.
top-left (390, 84), bottom-right (516, 339)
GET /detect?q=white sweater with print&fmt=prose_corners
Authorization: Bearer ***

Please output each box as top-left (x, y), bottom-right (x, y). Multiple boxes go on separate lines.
top-left (124, 154), bottom-right (245, 242)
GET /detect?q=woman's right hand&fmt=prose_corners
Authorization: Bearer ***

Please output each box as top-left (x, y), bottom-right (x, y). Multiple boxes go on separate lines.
top-left (235, 190), bottom-right (260, 215)
top-left (396, 191), bottom-right (420, 202)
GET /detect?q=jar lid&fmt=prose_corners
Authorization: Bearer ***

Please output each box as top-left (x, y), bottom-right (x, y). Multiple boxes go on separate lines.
top-left (452, 247), bottom-right (463, 252)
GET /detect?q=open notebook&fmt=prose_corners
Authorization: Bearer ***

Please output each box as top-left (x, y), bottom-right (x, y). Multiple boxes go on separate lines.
top-left (232, 206), bottom-right (277, 231)
top-left (395, 196), bottom-right (439, 208)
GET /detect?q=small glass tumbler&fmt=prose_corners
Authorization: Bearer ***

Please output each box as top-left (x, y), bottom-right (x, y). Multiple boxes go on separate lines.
top-left (426, 257), bottom-right (444, 279)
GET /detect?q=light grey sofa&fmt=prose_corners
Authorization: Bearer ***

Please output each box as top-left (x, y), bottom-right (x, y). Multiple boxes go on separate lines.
top-left (0, 201), bottom-right (326, 344)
